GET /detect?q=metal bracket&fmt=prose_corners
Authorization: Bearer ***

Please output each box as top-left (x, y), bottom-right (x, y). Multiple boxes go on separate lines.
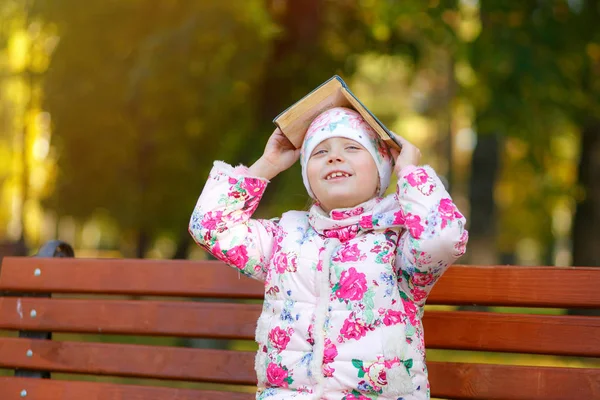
top-left (14, 240), bottom-right (75, 379)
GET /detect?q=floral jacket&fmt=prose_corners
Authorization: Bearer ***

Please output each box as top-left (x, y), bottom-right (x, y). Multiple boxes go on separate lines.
top-left (189, 161), bottom-right (468, 400)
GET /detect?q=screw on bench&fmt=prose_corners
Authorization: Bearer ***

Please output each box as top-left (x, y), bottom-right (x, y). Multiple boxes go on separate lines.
top-left (14, 240), bottom-right (75, 380)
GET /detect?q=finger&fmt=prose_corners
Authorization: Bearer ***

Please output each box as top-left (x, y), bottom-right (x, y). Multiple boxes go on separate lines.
top-left (391, 134), bottom-right (410, 147)
top-left (276, 128), bottom-right (296, 149)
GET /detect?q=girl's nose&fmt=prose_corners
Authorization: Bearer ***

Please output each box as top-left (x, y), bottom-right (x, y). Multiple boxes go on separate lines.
top-left (327, 154), bottom-right (343, 164)
top-left (327, 149), bottom-right (343, 164)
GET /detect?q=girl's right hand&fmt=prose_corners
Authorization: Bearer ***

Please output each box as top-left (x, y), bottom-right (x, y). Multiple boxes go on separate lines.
top-left (249, 128), bottom-right (300, 180)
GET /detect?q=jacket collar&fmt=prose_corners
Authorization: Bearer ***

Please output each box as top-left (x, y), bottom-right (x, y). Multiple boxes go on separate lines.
top-left (308, 194), bottom-right (403, 242)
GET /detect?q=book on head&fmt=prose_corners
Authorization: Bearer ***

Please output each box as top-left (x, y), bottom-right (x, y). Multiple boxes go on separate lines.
top-left (273, 75), bottom-right (402, 151)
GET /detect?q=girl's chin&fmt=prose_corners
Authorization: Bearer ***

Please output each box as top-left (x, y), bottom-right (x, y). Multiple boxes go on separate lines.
top-left (320, 196), bottom-right (369, 211)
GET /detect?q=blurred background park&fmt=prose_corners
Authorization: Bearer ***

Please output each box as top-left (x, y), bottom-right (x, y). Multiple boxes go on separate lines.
top-left (1, 0), bottom-right (599, 265)
top-left (1, 0), bottom-right (599, 395)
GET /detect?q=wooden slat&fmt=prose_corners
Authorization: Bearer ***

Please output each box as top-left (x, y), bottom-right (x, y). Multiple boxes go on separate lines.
top-left (428, 361), bottom-right (600, 400)
top-left (0, 337), bottom-right (256, 385)
top-left (424, 311), bottom-right (600, 357)
top-left (2, 258), bottom-right (600, 308)
top-left (429, 264), bottom-right (600, 308)
top-left (2, 362), bottom-right (597, 400)
top-left (0, 258), bottom-right (264, 298)
top-left (2, 298), bottom-right (599, 358)
top-left (0, 297), bottom-right (261, 339)
top-left (0, 377), bottom-right (255, 400)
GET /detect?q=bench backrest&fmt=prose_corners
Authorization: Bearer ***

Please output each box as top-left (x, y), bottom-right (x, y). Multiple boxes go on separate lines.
top-left (1, 256), bottom-right (599, 400)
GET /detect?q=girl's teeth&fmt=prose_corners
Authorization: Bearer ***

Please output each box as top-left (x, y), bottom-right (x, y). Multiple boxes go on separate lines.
top-left (327, 172), bottom-right (349, 180)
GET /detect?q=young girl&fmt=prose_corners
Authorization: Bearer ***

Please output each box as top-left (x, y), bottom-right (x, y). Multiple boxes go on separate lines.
top-left (189, 107), bottom-right (468, 400)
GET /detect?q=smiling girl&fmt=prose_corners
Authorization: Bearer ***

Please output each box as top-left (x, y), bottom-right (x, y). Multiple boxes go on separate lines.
top-left (189, 107), bottom-right (468, 399)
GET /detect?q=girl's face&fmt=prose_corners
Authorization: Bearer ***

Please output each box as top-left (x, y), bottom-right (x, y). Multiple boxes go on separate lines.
top-left (307, 137), bottom-right (379, 213)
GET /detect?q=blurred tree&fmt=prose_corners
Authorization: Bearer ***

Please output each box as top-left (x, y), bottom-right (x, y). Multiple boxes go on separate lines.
top-left (466, 0), bottom-right (600, 266)
top-left (27, 0), bottom-right (598, 265)
top-left (32, 0), bottom-right (275, 257)
top-left (0, 0), bottom-right (56, 255)
top-left (33, 0), bottom-right (463, 257)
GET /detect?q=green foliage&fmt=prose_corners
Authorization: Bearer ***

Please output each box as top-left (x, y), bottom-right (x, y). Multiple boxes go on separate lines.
top-left (8, 0), bottom-right (597, 261)
top-left (35, 0), bottom-right (275, 238)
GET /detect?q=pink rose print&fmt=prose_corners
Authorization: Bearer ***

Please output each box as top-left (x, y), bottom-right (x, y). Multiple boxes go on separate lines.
top-left (226, 245), bottom-right (249, 270)
top-left (339, 317), bottom-right (368, 341)
top-left (331, 207), bottom-right (364, 221)
top-left (377, 138), bottom-right (389, 160)
top-left (359, 215), bottom-right (373, 229)
top-left (383, 309), bottom-right (404, 326)
top-left (209, 241), bottom-right (228, 263)
top-left (324, 225), bottom-right (359, 242)
top-left (307, 324), bottom-right (315, 345)
top-left (316, 247), bottom-right (325, 272)
top-left (201, 211), bottom-right (223, 230)
top-left (392, 209), bottom-right (406, 225)
top-left (272, 252), bottom-right (288, 274)
top-left (241, 177), bottom-right (265, 197)
top-left (269, 326), bottom-right (292, 351)
top-left (438, 198), bottom-right (463, 229)
top-left (411, 248), bottom-right (433, 266)
top-left (347, 112), bottom-right (366, 130)
top-left (413, 272), bottom-right (435, 286)
top-left (323, 364), bottom-right (335, 377)
top-left (404, 213), bottom-right (424, 239)
top-left (402, 298), bottom-right (419, 326)
top-left (345, 394), bottom-right (370, 400)
top-left (404, 167), bottom-right (436, 195)
top-left (244, 196), bottom-right (261, 211)
top-left (323, 338), bottom-right (338, 364)
top-left (316, 259), bottom-right (323, 272)
top-left (306, 111), bottom-right (332, 136)
top-left (406, 168), bottom-right (429, 187)
top-left (411, 287), bottom-right (427, 303)
top-left (297, 386), bottom-right (313, 394)
top-left (333, 243), bottom-right (366, 262)
top-left (336, 267), bottom-right (368, 301)
top-left (272, 252), bottom-right (297, 273)
top-left (266, 363), bottom-right (289, 388)
top-left (455, 230), bottom-right (469, 256)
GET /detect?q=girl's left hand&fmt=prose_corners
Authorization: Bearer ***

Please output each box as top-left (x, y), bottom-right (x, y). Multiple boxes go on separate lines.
top-left (389, 133), bottom-right (421, 175)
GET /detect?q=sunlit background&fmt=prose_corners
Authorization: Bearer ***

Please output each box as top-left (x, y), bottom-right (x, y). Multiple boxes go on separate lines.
top-left (0, 0), bottom-right (598, 268)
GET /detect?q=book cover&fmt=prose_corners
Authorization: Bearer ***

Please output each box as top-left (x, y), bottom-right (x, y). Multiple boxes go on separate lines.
top-left (273, 75), bottom-right (402, 151)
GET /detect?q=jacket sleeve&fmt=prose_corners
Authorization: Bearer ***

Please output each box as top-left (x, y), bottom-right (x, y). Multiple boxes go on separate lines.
top-left (394, 165), bottom-right (469, 308)
top-left (188, 161), bottom-right (279, 282)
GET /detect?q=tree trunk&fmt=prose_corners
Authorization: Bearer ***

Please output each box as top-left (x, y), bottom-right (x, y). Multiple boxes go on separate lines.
top-left (467, 132), bottom-right (501, 265)
top-left (172, 229), bottom-right (192, 260)
top-left (258, 0), bottom-right (323, 124)
top-left (235, 0), bottom-right (324, 212)
top-left (572, 120), bottom-right (600, 267)
top-left (135, 229), bottom-right (150, 259)
top-left (459, 131), bottom-right (501, 312)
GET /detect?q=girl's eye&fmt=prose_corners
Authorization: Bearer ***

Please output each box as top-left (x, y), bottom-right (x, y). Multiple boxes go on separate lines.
top-left (346, 146), bottom-right (360, 150)
top-left (312, 149), bottom-right (327, 156)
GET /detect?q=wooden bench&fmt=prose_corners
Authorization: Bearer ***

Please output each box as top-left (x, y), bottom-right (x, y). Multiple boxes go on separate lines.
top-left (0, 241), bottom-right (599, 400)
